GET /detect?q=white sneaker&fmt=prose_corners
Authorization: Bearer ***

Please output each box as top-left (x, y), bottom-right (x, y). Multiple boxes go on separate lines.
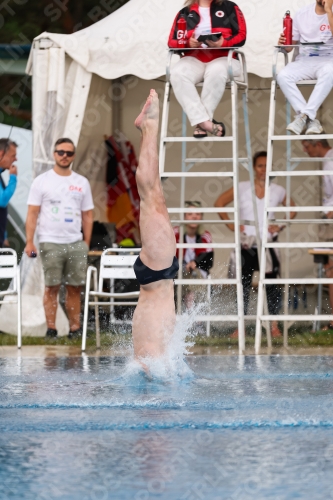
top-left (305, 118), bottom-right (323, 135)
top-left (286, 113), bottom-right (308, 135)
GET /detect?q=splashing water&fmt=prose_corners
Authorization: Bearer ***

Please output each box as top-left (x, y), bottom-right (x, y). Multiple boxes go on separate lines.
top-left (123, 303), bottom-right (204, 382)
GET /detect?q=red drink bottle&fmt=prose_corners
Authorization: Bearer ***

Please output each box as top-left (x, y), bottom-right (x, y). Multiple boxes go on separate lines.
top-left (177, 15), bottom-right (187, 48)
top-left (283, 11), bottom-right (293, 46)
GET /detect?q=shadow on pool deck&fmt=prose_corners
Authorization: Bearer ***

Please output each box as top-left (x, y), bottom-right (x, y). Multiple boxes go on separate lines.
top-left (2, 344), bottom-right (333, 357)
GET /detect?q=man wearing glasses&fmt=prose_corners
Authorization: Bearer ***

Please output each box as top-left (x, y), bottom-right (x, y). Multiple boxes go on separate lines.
top-left (25, 138), bottom-right (94, 339)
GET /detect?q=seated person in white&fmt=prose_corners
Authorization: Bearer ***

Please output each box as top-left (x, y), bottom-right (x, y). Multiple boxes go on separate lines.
top-left (215, 151), bottom-right (296, 338)
top-left (168, 0), bottom-right (246, 138)
top-left (277, 0), bottom-right (333, 135)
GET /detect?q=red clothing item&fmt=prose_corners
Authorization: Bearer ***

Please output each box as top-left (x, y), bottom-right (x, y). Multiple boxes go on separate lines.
top-left (168, 0), bottom-right (246, 63)
top-left (174, 227), bottom-right (214, 272)
top-left (106, 136), bottom-right (140, 244)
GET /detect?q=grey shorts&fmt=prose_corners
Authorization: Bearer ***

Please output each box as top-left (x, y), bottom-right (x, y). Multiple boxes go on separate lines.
top-left (39, 240), bottom-right (88, 287)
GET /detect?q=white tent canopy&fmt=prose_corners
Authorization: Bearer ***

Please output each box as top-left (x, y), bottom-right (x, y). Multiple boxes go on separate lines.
top-left (27, 0), bottom-right (312, 174)
top-left (27, 0), bottom-right (311, 81)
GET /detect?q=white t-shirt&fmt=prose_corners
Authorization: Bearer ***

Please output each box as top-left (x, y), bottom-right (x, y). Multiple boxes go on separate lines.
top-left (27, 169), bottom-right (94, 244)
top-left (322, 148), bottom-right (333, 209)
top-left (238, 181), bottom-right (286, 239)
top-left (293, 3), bottom-right (333, 58)
top-left (195, 7), bottom-right (211, 47)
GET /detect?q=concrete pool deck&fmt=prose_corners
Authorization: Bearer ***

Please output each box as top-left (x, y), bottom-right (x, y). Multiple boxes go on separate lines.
top-left (2, 345), bottom-right (333, 357)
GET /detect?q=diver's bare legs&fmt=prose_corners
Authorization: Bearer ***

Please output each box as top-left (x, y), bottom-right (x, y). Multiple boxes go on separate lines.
top-left (132, 90), bottom-right (176, 361)
top-left (134, 90), bottom-right (176, 269)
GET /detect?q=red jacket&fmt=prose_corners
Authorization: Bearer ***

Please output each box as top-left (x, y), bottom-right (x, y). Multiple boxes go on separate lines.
top-left (168, 0), bottom-right (246, 63)
top-left (174, 227), bottom-right (214, 272)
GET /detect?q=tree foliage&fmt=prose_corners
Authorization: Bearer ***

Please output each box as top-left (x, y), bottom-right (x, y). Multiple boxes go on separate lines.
top-left (0, 0), bottom-right (130, 43)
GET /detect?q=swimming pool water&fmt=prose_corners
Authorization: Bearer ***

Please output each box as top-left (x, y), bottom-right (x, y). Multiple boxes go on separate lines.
top-left (1, 355), bottom-right (333, 499)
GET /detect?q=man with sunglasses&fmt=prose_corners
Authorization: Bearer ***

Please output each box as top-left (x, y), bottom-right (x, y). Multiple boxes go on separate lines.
top-left (0, 138), bottom-right (18, 248)
top-left (25, 138), bottom-right (94, 339)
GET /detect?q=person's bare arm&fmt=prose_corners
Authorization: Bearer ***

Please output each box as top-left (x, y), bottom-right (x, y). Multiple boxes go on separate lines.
top-left (269, 196), bottom-right (297, 234)
top-left (215, 187), bottom-right (236, 231)
top-left (323, 0), bottom-right (333, 34)
top-left (82, 209), bottom-right (93, 247)
top-left (282, 196), bottom-right (297, 220)
top-left (25, 205), bottom-right (40, 256)
top-left (277, 34), bottom-right (298, 53)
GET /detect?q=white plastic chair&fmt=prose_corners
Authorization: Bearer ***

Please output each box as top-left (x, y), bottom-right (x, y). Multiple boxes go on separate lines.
top-left (82, 248), bottom-right (140, 351)
top-left (0, 249), bottom-right (21, 348)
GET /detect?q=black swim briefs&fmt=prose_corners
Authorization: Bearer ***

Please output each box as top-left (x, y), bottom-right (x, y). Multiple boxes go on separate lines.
top-left (133, 255), bottom-right (179, 285)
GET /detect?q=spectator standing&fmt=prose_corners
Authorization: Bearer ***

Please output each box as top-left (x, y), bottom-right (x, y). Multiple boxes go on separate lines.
top-left (168, 0), bottom-right (246, 138)
top-left (277, 0), bottom-right (333, 135)
top-left (302, 138), bottom-right (333, 328)
top-left (25, 138), bottom-right (94, 339)
top-left (174, 201), bottom-right (214, 309)
top-left (0, 139), bottom-right (18, 248)
top-left (215, 152), bottom-right (297, 338)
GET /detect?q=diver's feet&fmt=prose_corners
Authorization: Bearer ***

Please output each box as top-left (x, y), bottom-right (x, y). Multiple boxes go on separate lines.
top-left (134, 89), bottom-right (159, 132)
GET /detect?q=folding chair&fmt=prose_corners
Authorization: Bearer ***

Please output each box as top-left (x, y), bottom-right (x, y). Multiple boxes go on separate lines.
top-left (0, 249), bottom-right (21, 348)
top-left (82, 248), bottom-right (140, 351)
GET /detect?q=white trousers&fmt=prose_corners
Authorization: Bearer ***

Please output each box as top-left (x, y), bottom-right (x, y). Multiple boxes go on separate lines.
top-left (170, 56), bottom-right (241, 126)
top-left (277, 57), bottom-right (333, 120)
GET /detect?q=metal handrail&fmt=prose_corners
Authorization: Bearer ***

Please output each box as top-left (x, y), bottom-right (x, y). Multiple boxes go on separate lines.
top-left (272, 47), bottom-right (288, 81)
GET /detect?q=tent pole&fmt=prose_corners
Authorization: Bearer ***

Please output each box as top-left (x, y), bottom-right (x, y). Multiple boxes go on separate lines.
top-left (111, 78), bottom-right (122, 133)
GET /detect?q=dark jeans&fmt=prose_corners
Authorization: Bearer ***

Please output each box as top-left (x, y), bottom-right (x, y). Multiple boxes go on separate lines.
top-left (241, 247), bottom-right (281, 316)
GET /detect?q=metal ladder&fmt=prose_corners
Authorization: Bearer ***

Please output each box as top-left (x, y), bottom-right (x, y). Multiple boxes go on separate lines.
top-left (159, 48), bottom-right (260, 353)
top-left (255, 47), bottom-right (333, 354)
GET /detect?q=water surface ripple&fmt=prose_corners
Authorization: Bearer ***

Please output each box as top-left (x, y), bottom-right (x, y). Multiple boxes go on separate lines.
top-left (1, 355), bottom-right (333, 500)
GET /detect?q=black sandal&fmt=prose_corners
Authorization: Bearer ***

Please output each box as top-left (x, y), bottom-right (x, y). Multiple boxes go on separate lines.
top-left (193, 126), bottom-right (208, 139)
top-left (212, 119), bottom-right (226, 137)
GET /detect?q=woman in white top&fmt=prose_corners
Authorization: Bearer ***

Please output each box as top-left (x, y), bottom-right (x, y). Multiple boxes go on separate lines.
top-left (215, 151), bottom-right (296, 338)
top-left (168, 0), bottom-right (246, 138)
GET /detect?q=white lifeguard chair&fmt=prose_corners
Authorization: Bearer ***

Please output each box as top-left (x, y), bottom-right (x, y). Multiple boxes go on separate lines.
top-left (255, 45), bottom-right (333, 353)
top-left (159, 48), bottom-right (262, 353)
